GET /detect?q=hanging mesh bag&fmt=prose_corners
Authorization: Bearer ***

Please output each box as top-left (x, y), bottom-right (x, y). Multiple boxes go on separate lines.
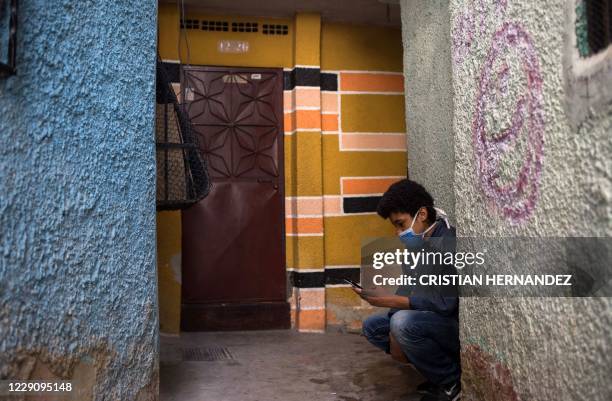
top-left (155, 57), bottom-right (211, 210)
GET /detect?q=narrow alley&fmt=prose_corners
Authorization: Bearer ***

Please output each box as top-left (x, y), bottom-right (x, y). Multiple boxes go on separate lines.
top-left (1, 0), bottom-right (610, 400)
top-left (160, 331), bottom-right (423, 401)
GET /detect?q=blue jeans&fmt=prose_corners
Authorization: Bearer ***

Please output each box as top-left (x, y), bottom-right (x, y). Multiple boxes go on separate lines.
top-left (362, 310), bottom-right (461, 385)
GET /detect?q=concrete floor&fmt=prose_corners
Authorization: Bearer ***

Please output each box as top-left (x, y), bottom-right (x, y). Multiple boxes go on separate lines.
top-left (160, 330), bottom-right (425, 401)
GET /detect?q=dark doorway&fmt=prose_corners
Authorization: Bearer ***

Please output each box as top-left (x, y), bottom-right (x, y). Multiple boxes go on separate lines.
top-left (180, 66), bottom-right (289, 331)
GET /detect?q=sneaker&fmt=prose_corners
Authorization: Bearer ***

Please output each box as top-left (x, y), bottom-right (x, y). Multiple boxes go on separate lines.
top-left (416, 381), bottom-right (436, 394)
top-left (420, 381), bottom-right (461, 401)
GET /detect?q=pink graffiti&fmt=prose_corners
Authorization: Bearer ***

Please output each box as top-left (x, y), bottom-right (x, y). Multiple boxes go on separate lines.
top-left (473, 22), bottom-right (544, 223)
top-left (452, 10), bottom-right (476, 65)
top-left (452, 0), bottom-right (508, 65)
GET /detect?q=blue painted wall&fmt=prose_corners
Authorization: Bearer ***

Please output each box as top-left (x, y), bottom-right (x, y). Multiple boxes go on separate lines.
top-left (0, 1), bottom-right (159, 399)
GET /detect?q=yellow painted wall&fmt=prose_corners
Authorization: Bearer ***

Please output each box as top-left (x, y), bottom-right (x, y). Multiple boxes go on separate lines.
top-left (158, 4), bottom-right (294, 68)
top-left (294, 13), bottom-right (321, 66)
top-left (320, 22), bottom-right (407, 330)
top-left (321, 23), bottom-right (403, 71)
top-left (156, 211), bottom-right (182, 334)
top-left (322, 136), bottom-right (406, 194)
top-left (340, 95), bottom-right (406, 132)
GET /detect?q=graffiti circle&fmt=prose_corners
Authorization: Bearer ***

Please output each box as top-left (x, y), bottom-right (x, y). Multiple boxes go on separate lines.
top-left (473, 22), bottom-right (544, 223)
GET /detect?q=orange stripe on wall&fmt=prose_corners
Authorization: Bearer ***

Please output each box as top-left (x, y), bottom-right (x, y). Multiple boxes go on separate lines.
top-left (342, 177), bottom-right (403, 195)
top-left (340, 72), bottom-right (404, 92)
top-left (286, 216), bottom-right (324, 234)
top-left (321, 114), bottom-right (339, 131)
top-left (284, 112), bottom-right (295, 132)
top-left (297, 309), bottom-right (325, 331)
top-left (295, 109), bottom-right (321, 130)
top-left (285, 110), bottom-right (322, 132)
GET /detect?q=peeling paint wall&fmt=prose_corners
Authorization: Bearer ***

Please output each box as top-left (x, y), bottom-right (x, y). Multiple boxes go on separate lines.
top-left (401, 0), bottom-right (611, 399)
top-left (0, 1), bottom-right (159, 400)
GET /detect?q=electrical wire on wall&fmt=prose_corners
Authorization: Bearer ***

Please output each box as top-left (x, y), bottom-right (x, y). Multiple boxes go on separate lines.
top-left (177, 0), bottom-right (192, 69)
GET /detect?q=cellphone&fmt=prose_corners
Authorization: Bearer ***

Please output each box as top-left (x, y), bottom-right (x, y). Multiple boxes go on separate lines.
top-left (343, 278), bottom-right (363, 289)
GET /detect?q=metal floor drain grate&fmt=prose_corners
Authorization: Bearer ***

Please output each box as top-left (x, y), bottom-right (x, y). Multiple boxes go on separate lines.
top-left (181, 346), bottom-right (234, 361)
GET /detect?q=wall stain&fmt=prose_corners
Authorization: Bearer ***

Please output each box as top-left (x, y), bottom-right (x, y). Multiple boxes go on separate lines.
top-left (461, 344), bottom-right (519, 401)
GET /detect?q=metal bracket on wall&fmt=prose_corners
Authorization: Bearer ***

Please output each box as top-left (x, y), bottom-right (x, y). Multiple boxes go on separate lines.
top-left (0, 0), bottom-right (17, 77)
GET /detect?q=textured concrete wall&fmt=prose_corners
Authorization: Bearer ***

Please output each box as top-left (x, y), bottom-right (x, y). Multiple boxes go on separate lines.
top-left (400, 0), bottom-right (456, 218)
top-left (402, 0), bottom-right (611, 399)
top-left (0, 1), bottom-right (159, 400)
top-left (450, 0), bottom-right (611, 398)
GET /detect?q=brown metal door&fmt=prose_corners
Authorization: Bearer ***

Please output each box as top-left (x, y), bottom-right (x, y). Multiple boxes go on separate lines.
top-left (180, 66), bottom-right (289, 331)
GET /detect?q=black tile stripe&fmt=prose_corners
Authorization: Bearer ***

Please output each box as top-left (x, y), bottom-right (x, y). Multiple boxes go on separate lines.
top-left (294, 67), bottom-right (320, 86)
top-left (325, 267), bottom-right (361, 285)
top-left (343, 196), bottom-right (382, 214)
top-left (321, 73), bottom-right (338, 91)
top-left (283, 70), bottom-right (292, 90)
top-left (287, 267), bottom-right (362, 288)
top-left (283, 67), bottom-right (321, 90)
top-left (289, 270), bottom-right (325, 288)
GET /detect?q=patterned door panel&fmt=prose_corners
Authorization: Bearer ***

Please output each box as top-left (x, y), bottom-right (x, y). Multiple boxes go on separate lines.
top-left (180, 66), bottom-right (287, 330)
top-left (183, 70), bottom-right (281, 181)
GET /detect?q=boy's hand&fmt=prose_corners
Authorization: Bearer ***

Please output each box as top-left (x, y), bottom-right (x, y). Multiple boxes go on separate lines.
top-left (353, 287), bottom-right (387, 298)
top-left (352, 286), bottom-right (363, 296)
top-left (352, 287), bottom-right (389, 306)
top-left (351, 287), bottom-right (410, 309)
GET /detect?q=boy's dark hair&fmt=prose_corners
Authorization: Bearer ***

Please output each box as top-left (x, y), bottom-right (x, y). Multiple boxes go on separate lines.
top-left (376, 179), bottom-right (437, 224)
